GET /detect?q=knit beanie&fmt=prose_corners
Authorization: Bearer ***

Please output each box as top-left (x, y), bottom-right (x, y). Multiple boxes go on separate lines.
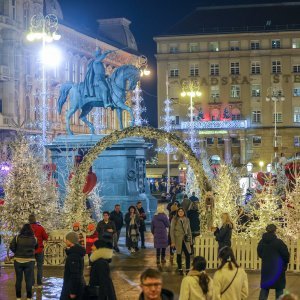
top-left (66, 232), bottom-right (79, 244)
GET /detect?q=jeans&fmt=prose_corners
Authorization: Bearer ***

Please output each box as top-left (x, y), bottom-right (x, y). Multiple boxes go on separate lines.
top-left (113, 230), bottom-right (121, 248)
top-left (156, 248), bottom-right (166, 259)
top-left (34, 252), bottom-right (44, 285)
top-left (259, 288), bottom-right (284, 300)
top-left (14, 260), bottom-right (35, 298)
top-left (176, 241), bottom-right (190, 270)
top-left (139, 229), bottom-right (145, 247)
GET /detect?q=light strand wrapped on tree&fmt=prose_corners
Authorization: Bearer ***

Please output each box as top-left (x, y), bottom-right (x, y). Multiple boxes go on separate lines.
top-left (212, 163), bottom-right (241, 229)
top-left (282, 173), bottom-right (300, 240)
top-left (245, 176), bottom-right (283, 238)
top-left (0, 138), bottom-right (60, 247)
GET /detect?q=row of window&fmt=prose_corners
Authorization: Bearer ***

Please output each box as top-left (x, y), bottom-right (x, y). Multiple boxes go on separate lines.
top-left (170, 60), bottom-right (297, 77)
top-left (252, 108), bottom-right (300, 124)
top-left (169, 38), bottom-right (300, 53)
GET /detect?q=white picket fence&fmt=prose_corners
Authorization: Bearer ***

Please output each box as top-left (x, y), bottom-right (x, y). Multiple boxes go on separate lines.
top-left (194, 235), bottom-right (300, 272)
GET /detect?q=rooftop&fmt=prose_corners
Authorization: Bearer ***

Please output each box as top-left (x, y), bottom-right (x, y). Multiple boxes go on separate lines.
top-left (160, 2), bottom-right (300, 37)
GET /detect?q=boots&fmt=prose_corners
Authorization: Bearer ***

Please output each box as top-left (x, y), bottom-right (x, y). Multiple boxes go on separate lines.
top-left (156, 256), bottom-right (160, 265)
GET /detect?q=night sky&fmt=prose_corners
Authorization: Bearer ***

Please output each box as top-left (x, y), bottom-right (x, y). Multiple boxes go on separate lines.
top-left (58, 0), bottom-right (290, 127)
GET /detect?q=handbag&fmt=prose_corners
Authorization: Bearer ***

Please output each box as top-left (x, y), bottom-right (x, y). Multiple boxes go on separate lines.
top-left (180, 220), bottom-right (191, 243)
top-left (85, 285), bottom-right (100, 297)
top-left (221, 267), bottom-right (238, 295)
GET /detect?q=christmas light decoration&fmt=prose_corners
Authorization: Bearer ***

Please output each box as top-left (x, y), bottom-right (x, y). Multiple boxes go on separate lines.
top-left (132, 83), bottom-right (147, 126)
top-left (91, 107), bottom-right (107, 134)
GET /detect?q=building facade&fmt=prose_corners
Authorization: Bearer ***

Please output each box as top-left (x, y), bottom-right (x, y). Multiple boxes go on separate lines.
top-left (154, 2), bottom-right (300, 171)
top-left (0, 0), bottom-right (140, 150)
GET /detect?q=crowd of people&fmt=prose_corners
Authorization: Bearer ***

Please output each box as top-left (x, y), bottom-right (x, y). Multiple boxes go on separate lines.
top-left (7, 195), bottom-right (298, 300)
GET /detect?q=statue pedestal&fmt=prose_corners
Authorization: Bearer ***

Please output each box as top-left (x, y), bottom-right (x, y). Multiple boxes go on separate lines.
top-left (46, 134), bottom-right (157, 218)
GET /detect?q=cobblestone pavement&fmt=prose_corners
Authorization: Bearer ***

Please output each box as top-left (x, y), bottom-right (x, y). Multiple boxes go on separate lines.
top-left (1, 230), bottom-right (299, 299)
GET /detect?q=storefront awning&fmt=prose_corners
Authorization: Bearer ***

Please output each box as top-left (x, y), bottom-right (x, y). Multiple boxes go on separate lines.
top-left (146, 168), bottom-right (166, 178)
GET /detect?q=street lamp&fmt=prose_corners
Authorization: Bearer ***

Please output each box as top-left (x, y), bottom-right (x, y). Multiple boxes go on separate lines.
top-left (267, 163), bottom-right (272, 173)
top-left (246, 162), bottom-right (253, 190)
top-left (266, 86), bottom-right (285, 167)
top-left (26, 14), bottom-right (61, 162)
top-left (259, 161), bottom-right (264, 172)
top-left (180, 79), bottom-right (202, 153)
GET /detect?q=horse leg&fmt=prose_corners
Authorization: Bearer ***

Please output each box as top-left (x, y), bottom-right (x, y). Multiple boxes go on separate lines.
top-left (66, 103), bottom-right (78, 135)
top-left (80, 106), bottom-right (95, 134)
top-left (116, 108), bottom-right (123, 129)
top-left (116, 102), bottom-right (135, 127)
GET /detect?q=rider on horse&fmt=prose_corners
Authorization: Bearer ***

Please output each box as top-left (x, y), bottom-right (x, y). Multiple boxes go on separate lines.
top-left (83, 47), bottom-right (115, 108)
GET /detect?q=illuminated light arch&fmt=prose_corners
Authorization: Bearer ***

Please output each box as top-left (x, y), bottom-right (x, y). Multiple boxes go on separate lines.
top-left (65, 126), bottom-right (208, 219)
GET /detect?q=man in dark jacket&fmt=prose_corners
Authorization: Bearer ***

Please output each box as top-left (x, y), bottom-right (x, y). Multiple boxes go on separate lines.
top-left (136, 201), bottom-right (147, 249)
top-left (109, 204), bottom-right (123, 252)
top-left (60, 232), bottom-right (85, 300)
top-left (187, 202), bottom-right (200, 241)
top-left (257, 224), bottom-right (290, 300)
top-left (29, 214), bottom-right (48, 287)
top-left (96, 211), bottom-right (116, 242)
top-left (139, 268), bottom-right (174, 300)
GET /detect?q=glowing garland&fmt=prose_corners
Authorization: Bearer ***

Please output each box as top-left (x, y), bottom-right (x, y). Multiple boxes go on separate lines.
top-left (64, 126), bottom-right (208, 226)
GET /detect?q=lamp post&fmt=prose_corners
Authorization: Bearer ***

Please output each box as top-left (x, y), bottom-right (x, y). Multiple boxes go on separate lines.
top-left (266, 87), bottom-right (285, 169)
top-left (180, 79), bottom-right (202, 153)
top-left (27, 14), bottom-right (61, 162)
top-left (246, 162), bottom-right (253, 191)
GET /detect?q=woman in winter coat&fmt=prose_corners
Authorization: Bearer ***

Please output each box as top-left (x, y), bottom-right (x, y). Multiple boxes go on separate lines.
top-left (125, 206), bottom-right (140, 253)
top-left (151, 205), bottom-right (170, 265)
top-left (87, 239), bottom-right (116, 300)
top-left (170, 207), bottom-right (192, 275)
top-left (257, 224), bottom-right (290, 300)
top-left (179, 256), bottom-right (213, 300)
top-left (213, 213), bottom-right (233, 250)
top-left (213, 246), bottom-right (248, 300)
top-left (10, 223), bottom-right (37, 300)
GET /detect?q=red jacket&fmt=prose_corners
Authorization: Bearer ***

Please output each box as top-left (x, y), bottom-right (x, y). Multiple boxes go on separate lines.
top-left (85, 231), bottom-right (98, 255)
top-left (30, 223), bottom-right (48, 254)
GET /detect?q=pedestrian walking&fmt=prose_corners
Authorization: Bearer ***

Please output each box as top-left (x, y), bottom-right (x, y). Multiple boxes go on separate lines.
top-left (10, 223), bottom-right (37, 300)
top-left (136, 201), bottom-right (147, 249)
top-left (125, 205), bottom-right (140, 253)
top-left (139, 268), bottom-right (174, 300)
top-left (167, 200), bottom-right (179, 264)
top-left (170, 207), bottom-right (192, 275)
top-left (86, 223), bottom-right (98, 259)
top-left (86, 239), bottom-right (116, 299)
top-left (29, 213), bottom-right (48, 288)
top-left (60, 232), bottom-right (85, 300)
top-left (181, 194), bottom-right (191, 213)
top-left (257, 224), bottom-right (290, 300)
top-left (151, 205), bottom-right (170, 265)
top-left (187, 202), bottom-right (200, 243)
top-left (72, 222), bottom-right (85, 248)
top-left (96, 211), bottom-right (116, 242)
top-left (213, 213), bottom-right (233, 250)
top-left (213, 246), bottom-right (248, 300)
top-left (179, 256), bottom-right (213, 300)
top-left (109, 204), bottom-right (124, 252)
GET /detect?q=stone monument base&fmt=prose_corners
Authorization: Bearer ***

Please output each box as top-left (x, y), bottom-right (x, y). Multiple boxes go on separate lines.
top-left (46, 134), bottom-right (157, 218)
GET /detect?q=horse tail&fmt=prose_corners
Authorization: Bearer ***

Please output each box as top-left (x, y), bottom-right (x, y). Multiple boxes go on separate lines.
top-left (57, 83), bottom-right (73, 114)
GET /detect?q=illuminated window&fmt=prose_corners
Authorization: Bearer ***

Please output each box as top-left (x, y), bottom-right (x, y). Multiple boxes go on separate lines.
top-left (272, 39), bottom-right (281, 49)
top-left (230, 85), bottom-right (240, 98)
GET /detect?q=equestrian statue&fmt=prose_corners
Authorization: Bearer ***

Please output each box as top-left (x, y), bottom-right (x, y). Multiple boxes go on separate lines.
top-left (57, 47), bottom-right (141, 135)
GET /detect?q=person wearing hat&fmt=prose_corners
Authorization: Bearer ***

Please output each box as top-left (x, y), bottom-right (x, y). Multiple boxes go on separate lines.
top-left (86, 223), bottom-right (98, 259)
top-left (29, 213), bottom-right (48, 288)
top-left (257, 224), bottom-right (290, 300)
top-left (72, 222), bottom-right (85, 248)
top-left (86, 239), bottom-right (116, 299)
top-left (60, 232), bottom-right (86, 300)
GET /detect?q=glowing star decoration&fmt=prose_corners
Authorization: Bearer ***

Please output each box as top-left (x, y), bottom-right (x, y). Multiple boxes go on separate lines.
top-left (132, 83), bottom-right (147, 126)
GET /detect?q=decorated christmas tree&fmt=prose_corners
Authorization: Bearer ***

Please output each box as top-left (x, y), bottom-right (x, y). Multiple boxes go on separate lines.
top-left (282, 175), bottom-right (300, 240)
top-left (246, 177), bottom-right (283, 238)
top-left (0, 138), bottom-right (60, 247)
top-left (212, 164), bottom-right (241, 228)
